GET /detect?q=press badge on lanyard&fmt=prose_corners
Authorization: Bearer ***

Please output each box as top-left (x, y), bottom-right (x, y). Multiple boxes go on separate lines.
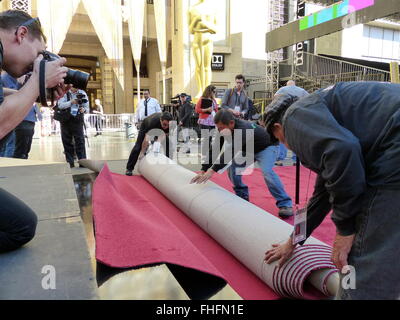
top-left (293, 207), bottom-right (307, 245)
top-left (292, 167), bottom-right (312, 245)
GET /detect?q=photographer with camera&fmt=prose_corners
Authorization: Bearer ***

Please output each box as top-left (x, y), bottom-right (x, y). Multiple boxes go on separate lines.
top-left (57, 87), bottom-right (89, 168)
top-left (0, 10), bottom-right (71, 252)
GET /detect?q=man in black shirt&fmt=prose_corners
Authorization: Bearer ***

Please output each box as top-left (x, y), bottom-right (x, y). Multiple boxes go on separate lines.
top-left (191, 109), bottom-right (293, 216)
top-left (0, 10), bottom-right (69, 252)
top-left (264, 82), bottom-right (400, 299)
top-left (126, 112), bottom-right (174, 176)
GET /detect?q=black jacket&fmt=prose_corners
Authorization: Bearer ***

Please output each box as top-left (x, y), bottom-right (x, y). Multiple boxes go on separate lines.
top-left (283, 82), bottom-right (400, 238)
top-left (202, 119), bottom-right (273, 172)
top-left (179, 102), bottom-right (193, 128)
top-left (140, 112), bottom-right (169, 134)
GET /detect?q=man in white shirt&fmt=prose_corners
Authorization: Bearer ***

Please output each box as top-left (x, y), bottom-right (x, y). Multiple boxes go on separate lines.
top-left (136, 89), bottom-right (161, 124)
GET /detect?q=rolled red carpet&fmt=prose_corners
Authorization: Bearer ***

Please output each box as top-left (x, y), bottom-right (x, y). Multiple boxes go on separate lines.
top-left (93, 165), bottom-right (336, 299)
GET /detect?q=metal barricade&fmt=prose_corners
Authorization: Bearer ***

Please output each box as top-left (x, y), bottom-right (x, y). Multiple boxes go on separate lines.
top-left (84, 114), bottom-right (136, 133)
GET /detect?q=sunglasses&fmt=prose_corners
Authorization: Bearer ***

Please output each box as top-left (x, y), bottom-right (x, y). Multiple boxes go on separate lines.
top-left (14, 17), bottom-right (47, 42)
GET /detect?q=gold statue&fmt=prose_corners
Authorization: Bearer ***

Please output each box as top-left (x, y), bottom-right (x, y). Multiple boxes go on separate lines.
top-left (189, 0), bottom-right (217, 98)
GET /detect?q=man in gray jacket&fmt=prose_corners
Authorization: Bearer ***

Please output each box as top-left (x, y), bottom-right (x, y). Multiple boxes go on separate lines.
top-left (221, 74), bottom-right (249, 118)
top-left (264, 82), bottom-right (400, 300)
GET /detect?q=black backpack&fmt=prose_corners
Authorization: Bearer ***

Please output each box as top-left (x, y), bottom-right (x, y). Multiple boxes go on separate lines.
top-left (53, 92), bottom-right (72, 123)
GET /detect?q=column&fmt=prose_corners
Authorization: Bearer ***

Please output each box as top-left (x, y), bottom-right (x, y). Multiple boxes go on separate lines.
top-left (171, 0), bottom-right (195, 97)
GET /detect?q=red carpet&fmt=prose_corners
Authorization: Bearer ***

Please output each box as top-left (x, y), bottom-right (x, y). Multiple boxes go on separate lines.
top-left (93, 165), bottom-right (335, 300)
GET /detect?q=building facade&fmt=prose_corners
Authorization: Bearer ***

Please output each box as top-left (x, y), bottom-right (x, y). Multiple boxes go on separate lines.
top-left (1, 0), bottom-right (272, 113)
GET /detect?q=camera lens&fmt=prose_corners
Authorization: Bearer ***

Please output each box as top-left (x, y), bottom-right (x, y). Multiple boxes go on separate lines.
top-left (42, 51), bottom-right (90, 90)
top-left (65, 69), bottom-right (90, 90)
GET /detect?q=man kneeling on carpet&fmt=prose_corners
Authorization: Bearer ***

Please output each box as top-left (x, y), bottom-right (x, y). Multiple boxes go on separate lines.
top-left (263, 82), bottom-right (400, 300)
top-left (126, 112), bottom-right (174, 176)
top-left (191, 109), bottom-right (293, 218)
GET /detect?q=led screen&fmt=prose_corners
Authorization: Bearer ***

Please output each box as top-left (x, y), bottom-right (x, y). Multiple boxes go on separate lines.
top-left (299, 0), bottom-right (375, 31)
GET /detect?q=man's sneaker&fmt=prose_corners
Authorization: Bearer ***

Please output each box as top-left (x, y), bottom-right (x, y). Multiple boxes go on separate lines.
top-left (279, 207), bottom-right (293, 219)
top-left (126, 170), bottom-right (133, 176)
top-left (69, 162), bottom-right (75, 168)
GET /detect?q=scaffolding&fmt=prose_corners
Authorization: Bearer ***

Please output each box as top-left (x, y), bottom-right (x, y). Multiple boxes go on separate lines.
top-left (266, 0), bottom-right (286, 94)
top-left (11, 0), bottom-right (32, 13)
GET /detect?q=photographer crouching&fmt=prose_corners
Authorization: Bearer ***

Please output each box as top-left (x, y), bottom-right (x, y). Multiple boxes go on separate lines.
top-left (0, 10), bottom-right (89, 253)
top-left (56, 88), bottom-right (89, 168)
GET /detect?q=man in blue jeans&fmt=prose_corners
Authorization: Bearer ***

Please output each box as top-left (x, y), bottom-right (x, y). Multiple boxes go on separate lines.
top-left (191, 109), bottom-right (293, 218)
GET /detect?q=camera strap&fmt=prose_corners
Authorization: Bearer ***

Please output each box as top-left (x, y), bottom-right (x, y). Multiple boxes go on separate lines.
top-left (39, 60), bottom-right (47, 106)
top-left (39, 60), bottom-right (55, 107)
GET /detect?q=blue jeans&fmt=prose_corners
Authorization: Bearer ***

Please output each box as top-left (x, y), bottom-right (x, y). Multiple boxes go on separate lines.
top-left (228, 145), bottom-right (293, 208)
top-left (277, 143), bottom-right (296, 162)
top-left (337, 187), bottom-right (400, 300)
top-left (0, 131), bottom-right (16, 158)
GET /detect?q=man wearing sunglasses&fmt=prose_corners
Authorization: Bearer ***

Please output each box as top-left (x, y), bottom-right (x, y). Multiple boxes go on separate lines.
top-left (0, 10), bottom-right (69, 252)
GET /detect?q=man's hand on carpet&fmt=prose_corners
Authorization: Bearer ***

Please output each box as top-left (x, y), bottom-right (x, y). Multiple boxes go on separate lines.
top-left (190, 170), bottom-right (215, 184)
top-left (332, 233), bottom-right (355, 271)
top-left (265, 238), bottom-right (295, 267)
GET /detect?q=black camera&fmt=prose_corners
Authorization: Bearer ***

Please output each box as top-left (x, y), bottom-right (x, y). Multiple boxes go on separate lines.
top-left (42, 51), bottom-right (90, 90)
top-left (76, 93), bottom-right (88, 105)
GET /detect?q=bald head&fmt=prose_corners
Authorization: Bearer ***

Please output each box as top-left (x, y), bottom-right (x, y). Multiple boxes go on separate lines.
top-left (287, 80), bottom-right (296, 87)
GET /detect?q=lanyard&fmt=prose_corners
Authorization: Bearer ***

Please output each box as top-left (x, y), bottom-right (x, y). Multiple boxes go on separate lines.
top-left (293, 158), bottom-right (312, 245)
top-left (235, 91), bottom-right (241, 107)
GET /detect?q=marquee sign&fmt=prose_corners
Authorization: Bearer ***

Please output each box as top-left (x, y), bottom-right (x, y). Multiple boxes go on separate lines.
top-left (266, 0), bottom-right (397, 52)
top-left (299, 0), bottom-right (375, 31)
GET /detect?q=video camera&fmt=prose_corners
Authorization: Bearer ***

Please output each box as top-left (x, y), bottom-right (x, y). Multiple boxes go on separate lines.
top-left (171, 94), bottom-right (180, 105)
top-left (171, 94), bottom-right (193, 105)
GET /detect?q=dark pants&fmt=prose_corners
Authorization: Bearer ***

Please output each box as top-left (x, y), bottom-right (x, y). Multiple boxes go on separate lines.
top-left (126, 128), bottom-right (170, 171)
top-left (94, 115), bottom-right (102, 134)
top-left (60, 118), bottom-right (87, 165)
top-left (0, 188), bottom-right (38, 253)
top-left (14, 121), bottom-right (35, 159)
top-left (337, 188), bottom-right (400, 300)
